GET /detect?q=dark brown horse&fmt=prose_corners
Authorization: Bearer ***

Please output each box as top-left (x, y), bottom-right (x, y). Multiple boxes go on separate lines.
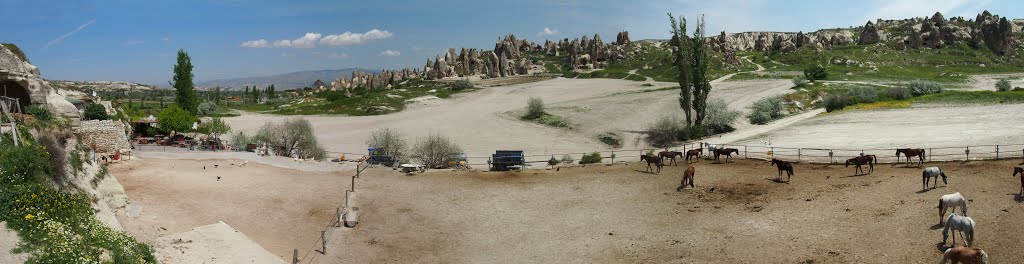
top-left (846, 155), bottom-right (876, 175)
top-left (1014, 166), bottom-right (1024, 195)
top-left (677, 165), bottom-right (695, 191)
top-left (658, 151), bottom-right (683, 166)
top-left (685, 148), bottom-right (703, 162)
top-left (771, 158), bottom-right (794, 182)
top-left (896, 148), bottom-right (926, 167)
top-left (713, 148), bottom-right (739, 163)
top-left (640, 154), bottom-right (663, 173)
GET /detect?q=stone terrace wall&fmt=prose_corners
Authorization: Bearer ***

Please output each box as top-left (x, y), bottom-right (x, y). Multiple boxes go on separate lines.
top-left (75, 120), bottom-right (130, 154)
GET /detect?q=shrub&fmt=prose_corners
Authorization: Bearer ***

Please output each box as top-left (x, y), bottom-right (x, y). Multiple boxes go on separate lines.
top-left (25, 105), bottom-right (53, 121)
top-left (704, 98), bottom-right (741, 128)
top-left (996, 79), bottom-right (1012, 92)
top-left (547, 156), bottom-right (561, 167)
top-left (0, 142), bottom-right (52, 185)
top-left (906, 80), bottom-right (944, 96)
top-left (229, 131), bottom-right (254, 151)
top-left (451, 79), bottom-right (474, 91)
top-left (598, 133), bottom-right (622, 148)
top-left (156, 105), bottom-right (197, 134)
top-left (803, 65), bottom-right (827, 81)
top-left (524, 97), bottom-right (545, 119)
top-left (886, 87), bottom-right (912, 100)
top-left (537, 113), bottom-right (570, 128)
top-left (366, 127), bottom-right (408, 160)
top-left (560, 154), bottom-right (574, 165)
top-left (411, 133), bottom-right (463, 168)
top-left (197, 117), bottom-right (231, 139)
top-left (197, 101), bottom-right (219, 116)
top-left (824, 92), bottom-right (854, 112)
top-left (83, 103), bottom-right (109, 120)
top-left (645, 114), bottom-right (684, 148)
top-left (747, 96), bottom-right (784, 125)
top-left (254, 118), bottom-right (326, 159)
top-left (848, 87), bottom-right (879, 103)
top-left (580, 152), bottom-right (603, 164)
top-left (791, 76), bottom-right (809, 88)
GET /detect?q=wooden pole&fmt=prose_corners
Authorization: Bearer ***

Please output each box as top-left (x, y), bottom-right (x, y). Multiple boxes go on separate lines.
top-left (829, 149), bottom-right (834, 164)
top-left (744, 145), bottom-right (748, 159)
top-left (966, 146), bottom-right (970, 162)
top-left (320, 230), bottom-right (326, 254)
top-left (929, 148), bottom-right (932, 162)
top-left (798, 148), bottom-right (802, 163)
top-left (351, 176), bottom-right (356, 192)
top-left (292, 249), bottom-right (298, 264)
top-left (996, 145), bottom-right (999, 159)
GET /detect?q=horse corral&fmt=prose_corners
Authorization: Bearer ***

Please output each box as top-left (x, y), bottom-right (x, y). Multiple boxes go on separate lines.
top-left (318, 158), bottom-right (1024, 263)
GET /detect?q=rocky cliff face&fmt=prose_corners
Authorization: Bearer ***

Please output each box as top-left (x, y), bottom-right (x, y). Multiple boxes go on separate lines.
top-left (0, 44), bottom-right (80, 119)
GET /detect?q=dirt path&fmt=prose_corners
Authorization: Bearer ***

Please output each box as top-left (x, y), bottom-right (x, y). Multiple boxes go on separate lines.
top-left (320, 158), bottom-right (1024, 263)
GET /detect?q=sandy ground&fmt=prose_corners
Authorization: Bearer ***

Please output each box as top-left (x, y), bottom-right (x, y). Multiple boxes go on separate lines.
top-left (224, 77), bottom-right (794, 163)
top-left (153, 221), bottom-right (285, 264)
top-left (0, 222), bottom-right (29, 263)
top-left (966, 74), bottom-right (1024, 91)
top-left (321, 158), bottom-right (1024, 263)
top-left (729, 104), bottom-right (1024, 162)
top-left (109, 157), bottom-right (353, 260)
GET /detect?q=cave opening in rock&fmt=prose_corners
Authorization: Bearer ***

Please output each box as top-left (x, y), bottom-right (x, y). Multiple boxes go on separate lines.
top-left (1, 80), bottom-right (31, 108)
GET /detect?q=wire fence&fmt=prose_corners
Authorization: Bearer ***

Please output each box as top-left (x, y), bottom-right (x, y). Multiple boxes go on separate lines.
top-left (289, 161), bottom-right (368, 264)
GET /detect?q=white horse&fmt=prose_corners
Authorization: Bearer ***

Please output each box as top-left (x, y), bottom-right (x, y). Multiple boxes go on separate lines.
top-left (938, 192), bottom-right (968, 225)
top-left (703, 142), bottom-right (718, 157)
top-left (922, 167), bottom-right (948, 191)
top-left (942, 213), bottom-right (975, 247)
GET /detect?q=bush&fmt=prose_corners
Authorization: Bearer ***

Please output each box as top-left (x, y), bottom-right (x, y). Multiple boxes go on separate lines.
top-left (803, 65), bottom-right (827, 81)
top-left (411, 133), bottom-right (462, 168)
top-left (791, 76), bottom-right (809, 88)
top-left (580, 152), bottom-right (603, 164)
top-left (996, 79), bottom-right (1012, 92)
top-left (156, 105), bottom-right (197, 134)
top-left (366, 127), bottom-right (408, 160)
top-left (824, 92), bottom-right (854, 112)
top-left (524, 97), bottom-right (545, 119)
top-left (906, 80), bottom-right (944, 96)
top-left (598, 133), bottom-right (622, 148)
top-left (747, 96), bottom-right (784, 125)
top-left (0, 142), bottom-right (52, 186)
top-left (887, 87), bottom-right (912, 100)
top-left (197, 117), bottom-right (231, 139)
top-left (82, 103), bottom-right (109, 120)
top-left (704, 98), bottom-right (741, 128)
top-left (25, 105), bottom-right (53, 121)
top-left (644, 114), bottom-right (684, 148)
top-left (537, 113), bottom-right (570, 128)
top-left (560, 154), bottom-right (575, 165)
top-left (197, 101), bottom-right (219, 116)
top-left (229, 131), bottom-right (254, 151)
top-left (254, 118), bottom-right (326, 159)
top-left (451, 79), bottom-right (474, 91)
top-left (848, 87), bottom-right (879, 103)
top-left (547, 156), bottom-right (561, 167)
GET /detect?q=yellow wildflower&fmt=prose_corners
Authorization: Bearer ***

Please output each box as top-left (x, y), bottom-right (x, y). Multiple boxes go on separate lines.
top-left (25, 214), bottom-right (34, 220)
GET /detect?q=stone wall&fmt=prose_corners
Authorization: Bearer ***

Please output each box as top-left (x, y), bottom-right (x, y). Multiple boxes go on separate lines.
top-left (75, 120), bottom-right (130, 154)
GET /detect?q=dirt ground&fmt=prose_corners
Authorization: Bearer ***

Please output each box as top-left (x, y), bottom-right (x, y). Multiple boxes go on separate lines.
top-left (109, 157), bottom-right (352, 260)
top-left (223, 77), bottom-right (794, 162)
top-left (321, 158), bottom-right (1024, 263)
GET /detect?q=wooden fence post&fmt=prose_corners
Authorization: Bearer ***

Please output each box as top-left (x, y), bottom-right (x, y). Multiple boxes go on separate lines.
top-left (744, 145), bottom-right (748, 159)
top-left (320, 230), bottom-right (326, 254)
top-left (996, 145), bottom-right (999, 159)
top-left (292, 249), bottom-right (298, 264)
top-left (929, 148), bottom-right (932, 162)
top-left (965, 146), bottom-right (970, 162)
top-left (829, 149), bottom-right (834, 164)
top-left (798, 148), bottom-right (802, 163)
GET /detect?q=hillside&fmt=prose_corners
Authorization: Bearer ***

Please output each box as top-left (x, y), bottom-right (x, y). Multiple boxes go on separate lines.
top-left (48, 80), bottom-right (157, 92)
top-left (195, 68), bottom-right (379, 90)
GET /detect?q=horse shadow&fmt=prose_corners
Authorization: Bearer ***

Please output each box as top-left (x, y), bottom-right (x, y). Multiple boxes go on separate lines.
top-left (1010, 193), bottom-right (1024, 202)
top-left (929, 223), bottom-right (943, 230)
top-left (634, 169), bottom-right (660, 175)
top-left (916, 189), bottom-right (931, 194)
top-left (934, 243), bottom-right (949, 253)
top-left (766, 178), bottom-right (789, 184)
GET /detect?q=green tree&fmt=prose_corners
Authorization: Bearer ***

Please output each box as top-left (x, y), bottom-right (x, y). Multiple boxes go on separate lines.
top-left (253, 86), bottom-right (262, 104)
top-left (804, 65), bottom-right (827, 81)
top-left (198, 117), bottom-right (231, 142)
top-left (83, 103), bottom-right (109, 120)
top-left (173, 49), bottom-right (199, 115)
top-left (268, 84), bottom-right (276, 100)
top-left (690, 15), bottom-right (712, 126)
top-left (668, 13), bottom-right (693, 126)
top-left (156, 105), bottom-right (197, 134)
top-left (244, 86), bottom-right (250, 104)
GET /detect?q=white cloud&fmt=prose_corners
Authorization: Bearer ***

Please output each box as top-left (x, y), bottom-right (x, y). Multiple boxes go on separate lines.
top-left (266, 33), bottom-right (322, 48)
top-left (329, 52), bottom-right (349, 59)
top-left (45, 19), bottom-right (96, 48)
top-left (411, 46), bottom-right (429, 52)
top-left (240, 39), bottom-right (270, 48)
top-left (280, 52), bottom-right (296, 57)
top-left (379, 50), bottom-right (401, 57)
top-left (538, 27), bottom-right (559, 36)
top-left (122, 40), bottom-right (145, 46)
top-left (320, 29), bottom-right (394, 46)
top-left (162, 37), bottom-right (170, 41)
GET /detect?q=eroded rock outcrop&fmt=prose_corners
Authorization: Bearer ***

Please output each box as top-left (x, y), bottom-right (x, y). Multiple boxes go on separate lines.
top-left (0, 44), bottom-right (80, 119)
top-left (858, 21), bottom-right (881, 44)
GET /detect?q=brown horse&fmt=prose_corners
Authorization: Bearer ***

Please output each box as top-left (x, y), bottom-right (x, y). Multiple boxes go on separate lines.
top-left (640, 154), bottom-right (663, 173)
top-left (846, 155), bottom-right (876, 175)
top-left (1014, 166), bottom-right (1024, 195)
top-left (938, 246), bottom-right (988, 264)
top-left (677, 165), bottom-right (695, 191)
top-left (658, 151), bottom-right (683, 166)
top-left (685, 148), bottom-right (703, 163)
top-left (896, 148), bottom-right (925, 167)
top-left (713, 148), bottom-right (739, 163)
top-left (771, 158), bottom-right (794, 182)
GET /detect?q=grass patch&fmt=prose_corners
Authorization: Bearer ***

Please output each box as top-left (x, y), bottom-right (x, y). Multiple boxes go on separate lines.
top-left (535, 113), bottom-right (571, 128)
top-left (841, 100), bottom-right (913, 111)
top-left (598, 132), bottom-right (622, 148)
top-left (912, 90), bottom-right (1024, 104)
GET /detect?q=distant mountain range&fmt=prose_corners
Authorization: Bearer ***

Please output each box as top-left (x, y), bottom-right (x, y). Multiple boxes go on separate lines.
top-left (195, 68), bottom-right (379, 90)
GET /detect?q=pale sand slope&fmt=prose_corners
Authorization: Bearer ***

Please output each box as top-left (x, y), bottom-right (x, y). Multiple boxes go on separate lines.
top-left (728, 104), bottom-right (1024, 160)
top-left (153, 221), bottom-right (284, 264)
top-left (223, 77), bottom-right (794, 161)
top-left (966, 74), bottom-right (1024, 91)
top-left (110, 157), bottom-right (352, 260)
top-left (0, 222), bottom-right (29, 264)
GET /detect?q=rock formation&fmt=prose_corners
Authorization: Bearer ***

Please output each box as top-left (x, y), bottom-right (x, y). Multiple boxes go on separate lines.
top-left (974, 11), bottom-right (1015, 55)
top-left (616, 31), bottom-right (631, 45)
top-left (858, 21), bottom-right (881, 44)
top-left (0, 44), bottom-right (79, 119)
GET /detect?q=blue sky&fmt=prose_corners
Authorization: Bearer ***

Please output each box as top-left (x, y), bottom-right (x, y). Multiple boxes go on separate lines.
top-left (0, 0), bottom-right (1019, 85)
